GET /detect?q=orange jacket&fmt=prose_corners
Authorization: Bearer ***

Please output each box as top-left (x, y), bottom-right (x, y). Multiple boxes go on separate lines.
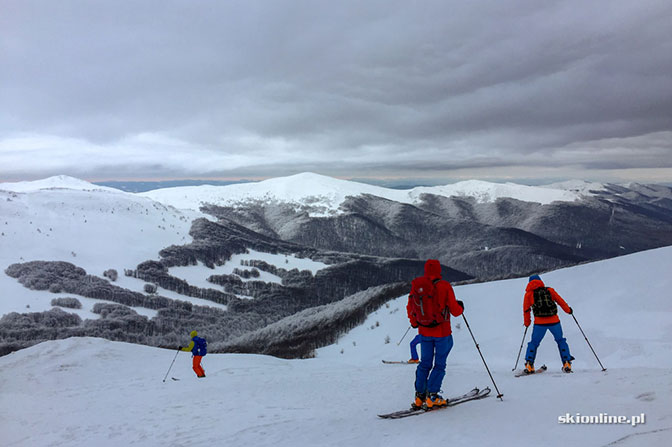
top-left (523, 279), bottom-right (571, 326)
top-left (407, 259), bottom-right (463, 337)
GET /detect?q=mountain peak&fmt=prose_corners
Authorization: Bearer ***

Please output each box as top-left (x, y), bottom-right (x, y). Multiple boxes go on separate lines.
top-left (141, 173), bottom-right (584, 215)
top-left (0, 175), bottom-right (121, 193)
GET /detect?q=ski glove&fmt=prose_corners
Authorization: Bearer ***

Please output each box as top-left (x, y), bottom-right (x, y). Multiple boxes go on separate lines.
top-left (178, 346), bottom-right (182, 350)
top-left (568, 307), bottom-right (573, 314)
top-left (457, 300), bottom-right (464, 310)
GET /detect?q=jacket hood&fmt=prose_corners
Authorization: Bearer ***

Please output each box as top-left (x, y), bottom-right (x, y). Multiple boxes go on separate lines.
top-left (424, 259), bottom-right (442, 280)
top-left (526, 279), bottom-right (545, 292)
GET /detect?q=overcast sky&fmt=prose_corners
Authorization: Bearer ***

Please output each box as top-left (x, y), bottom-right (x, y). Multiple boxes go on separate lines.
top-left (1, 0), bottom-right (671, 184)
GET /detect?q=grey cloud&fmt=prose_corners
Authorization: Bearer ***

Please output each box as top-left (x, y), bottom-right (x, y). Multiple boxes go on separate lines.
top-left (1, 0), bottom-right (671, 181)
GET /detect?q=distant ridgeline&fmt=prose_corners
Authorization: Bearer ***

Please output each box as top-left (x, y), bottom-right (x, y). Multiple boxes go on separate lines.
top-left (202, 182), bottom-right (672, 279)
top-left (94, 179), bottom-right (253, 193)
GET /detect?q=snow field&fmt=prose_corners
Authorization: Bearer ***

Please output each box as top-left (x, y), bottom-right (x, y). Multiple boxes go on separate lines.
top-left (0, 187), bottom-right (202, 316)
top-left (0, 182), bottom-right (330, 316)
top-left (1, 247), bottom-right (671, 446)
top-left (168, 249), bottom-right (329, 299)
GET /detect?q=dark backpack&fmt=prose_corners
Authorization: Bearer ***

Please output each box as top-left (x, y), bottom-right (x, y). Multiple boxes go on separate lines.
top-left (193, 336), bottom-right (207, 356)
top-left (408, 276), bottom-right (448, 328)
top-left (532, 287), bottom-right (557, 317)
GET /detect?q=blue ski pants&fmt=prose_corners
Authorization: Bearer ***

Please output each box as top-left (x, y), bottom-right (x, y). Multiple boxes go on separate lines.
top-left (415, 335), bottom-right (453, 394)
top-left (525, 322), bottom-right (572, 363)
top-left (409, 334), bottom-right (421, 361)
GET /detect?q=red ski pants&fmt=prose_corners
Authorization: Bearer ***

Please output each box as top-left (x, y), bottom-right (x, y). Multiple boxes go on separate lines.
top-left (192, 355), bottom-right (205, 377)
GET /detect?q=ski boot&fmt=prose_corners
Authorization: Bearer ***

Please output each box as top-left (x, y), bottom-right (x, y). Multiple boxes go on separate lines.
top-left (524, 361), bottom-right (535, 374)
top-left (563, 361), bottom-right (572, 373)
top-left (412, 392), bottom-right (426, 409)
top-left (407, 358), bottom-right (420, 364)
top-left (426, 393), bottom-right (448, 409)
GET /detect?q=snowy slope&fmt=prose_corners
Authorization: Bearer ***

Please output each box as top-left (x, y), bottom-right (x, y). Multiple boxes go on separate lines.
top-left (543, 180), bottom-right (608, 195)
top-left (0, 175), bottom-right (121, 193)
top-left (2, 247), bottom-right (670, 446)
top-left (0, 178), bottom-right (205, 316)
top-left (168, 249), bottom-right (329, 298)
top-left (0, 177), bottom-right (332, 316)
top-left (141, 172), bottom-right (581, 216)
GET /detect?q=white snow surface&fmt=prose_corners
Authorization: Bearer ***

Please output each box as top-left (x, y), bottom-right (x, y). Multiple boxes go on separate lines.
top-left (0, 175), bottom-right (122, 193)
top-left (2, 247), bottom-right (671, 446)
top-left (141, 172), bottom-right (581, 216)
top-left (0, 179), bottom-right (330, 316)
top-left (543, 180), bottom-right (609, 195)
top-left (0, 182), bottom-right (208, 316)
top-left (169, 250), bottom-right (329, 297)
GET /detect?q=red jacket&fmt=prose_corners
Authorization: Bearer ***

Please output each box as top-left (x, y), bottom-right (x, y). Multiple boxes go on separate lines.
top-left (523, 279), bottom-right (571, 326)
top-left (407, 259), bottom-right (463, 337)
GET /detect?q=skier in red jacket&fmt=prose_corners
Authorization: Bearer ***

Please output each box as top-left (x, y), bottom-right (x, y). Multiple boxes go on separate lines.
top-left (523, 275), bottom-right (574, 373)
top-left (407, 259), bottom-right (464, 409)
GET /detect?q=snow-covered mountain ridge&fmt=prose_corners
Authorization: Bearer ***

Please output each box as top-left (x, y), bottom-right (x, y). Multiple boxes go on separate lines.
top-left (4, 173), bottom-right (671, 282)
top-left (0, 181), bottom-right (205, 318)
top-left (4, 174), bottom-right (665, 218)
top-left (139, 172), bottom-right (583, 215)
top-left (0, 175), bottom-right (121, 193)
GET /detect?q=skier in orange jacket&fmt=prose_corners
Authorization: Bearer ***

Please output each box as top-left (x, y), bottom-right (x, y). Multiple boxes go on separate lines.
top-left (523, 275), bottom-right (574, 373)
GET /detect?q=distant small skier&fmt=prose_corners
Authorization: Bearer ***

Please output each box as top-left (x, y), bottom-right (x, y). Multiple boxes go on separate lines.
top-left (523, 275), bottom-right (574, 373)
top-left (179, 330), bottom-right (207, 378)
top-left (407, 259), bottom-right (464, 409)
top-left (408, 333), bottom-right (421, 364)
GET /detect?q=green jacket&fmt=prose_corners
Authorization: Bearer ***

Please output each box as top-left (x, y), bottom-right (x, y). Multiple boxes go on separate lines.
top-left (181, 339), bottom-right (195, 352)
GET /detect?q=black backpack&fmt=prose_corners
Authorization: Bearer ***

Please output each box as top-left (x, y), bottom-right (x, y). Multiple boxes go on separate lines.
top-left (532, 287), bottom-right (557, 317)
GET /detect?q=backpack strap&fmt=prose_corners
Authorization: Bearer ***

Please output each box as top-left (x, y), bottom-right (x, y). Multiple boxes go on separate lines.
top-left (433, 278), bottom-right (451, 321)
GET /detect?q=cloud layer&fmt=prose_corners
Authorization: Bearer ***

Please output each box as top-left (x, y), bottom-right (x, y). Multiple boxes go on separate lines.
top-left (2, 0), bottom-right (671, 182)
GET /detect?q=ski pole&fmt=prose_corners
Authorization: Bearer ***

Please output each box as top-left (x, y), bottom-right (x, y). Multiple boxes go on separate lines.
top-left (397, 326), bottom-right (412, 346)
top-left (571, 313), bottom-right (607, 371)
top-left (462, 313), bottom-right (504, 400)
top-left (163, 349), bottom-right (180, 382)
top-left (512, 325), bottom-right (529, 371)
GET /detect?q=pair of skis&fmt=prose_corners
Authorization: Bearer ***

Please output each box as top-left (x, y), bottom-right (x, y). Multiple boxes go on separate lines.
top-left (513, 364), bottom-right (574, 377)
top-left (378, 387), bottom-right (491, 419)
top-left (381, 360), bottom-right (418, 365)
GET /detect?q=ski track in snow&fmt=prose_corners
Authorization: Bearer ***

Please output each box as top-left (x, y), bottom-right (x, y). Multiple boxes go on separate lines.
top-left (1, 247), bottom-right (672, 446)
